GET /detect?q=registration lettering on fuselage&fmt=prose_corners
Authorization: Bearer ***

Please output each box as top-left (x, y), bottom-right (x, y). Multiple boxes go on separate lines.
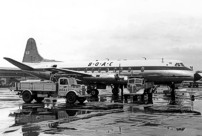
top-left (88, 61), bottom-right (113, 67)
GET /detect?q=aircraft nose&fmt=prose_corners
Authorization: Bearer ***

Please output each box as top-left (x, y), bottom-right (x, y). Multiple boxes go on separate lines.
top-left (194, 72), bottom-right (202, 81)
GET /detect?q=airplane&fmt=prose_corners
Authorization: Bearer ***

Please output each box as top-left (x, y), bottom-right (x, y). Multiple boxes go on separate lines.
top-left (3, 38), bottom-right (202, 104)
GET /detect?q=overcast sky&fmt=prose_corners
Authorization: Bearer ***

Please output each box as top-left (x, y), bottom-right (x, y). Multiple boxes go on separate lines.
top-left (0, 0), bottom-right (202, 70)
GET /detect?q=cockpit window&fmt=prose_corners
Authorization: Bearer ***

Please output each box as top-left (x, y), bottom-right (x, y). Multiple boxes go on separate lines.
top-left (175, 63), bottom-right (180, 67)
top-left (175, 63), bottom-right (184, 67)
top-left (180, 63), bottom-right (184, 67)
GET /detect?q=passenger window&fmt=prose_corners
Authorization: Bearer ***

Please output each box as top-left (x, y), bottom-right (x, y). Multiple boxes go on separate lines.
top-left (98, 68), bottom-right (101, 73)
top-left (114, 68), bottom-right (117, 72)
top-left (119, 67), bottom-right (123, 73)
top-left (128, 67), bottom-right (131, 72)
top-left (92, 68), bottom-right (94, 73)
top-left (106, 68), bottom-right (109, 72)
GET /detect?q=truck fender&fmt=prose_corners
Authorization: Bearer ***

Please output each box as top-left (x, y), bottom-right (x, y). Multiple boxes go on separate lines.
top-left (66, 90), bottom-right (79, 96)
top-left (22, 90), bottom-right (33, 95)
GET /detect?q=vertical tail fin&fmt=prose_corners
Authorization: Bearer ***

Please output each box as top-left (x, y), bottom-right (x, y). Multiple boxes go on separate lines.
top-left (22, 38), bottom-right (44, 63)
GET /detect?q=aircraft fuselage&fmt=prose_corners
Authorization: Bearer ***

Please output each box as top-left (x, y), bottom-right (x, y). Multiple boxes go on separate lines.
top-left (24, 59), bottom-right (197, 85)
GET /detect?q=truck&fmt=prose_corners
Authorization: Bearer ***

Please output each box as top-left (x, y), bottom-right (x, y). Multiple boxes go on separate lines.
top-left (127, 78), bottom-right (154, 94)
top-left (12, 77), bottom-right (89, 104)
top-left (124, 78), bottom-right (155, 104)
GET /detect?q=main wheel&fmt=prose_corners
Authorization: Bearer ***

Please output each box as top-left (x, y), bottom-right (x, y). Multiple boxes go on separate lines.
top-left (35, 97), bottom-right (44, 103)
top-left (66, 92), bottom-right (77, 104)
top-left (112, 88), bottom-right (119, 95)
top-left (22, 91), bottom-right (33, 103)
top-left (91, 89), bottom-right (99, 96)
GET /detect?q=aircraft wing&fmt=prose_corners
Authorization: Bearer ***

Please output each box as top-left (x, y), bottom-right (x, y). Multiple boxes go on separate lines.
top-left (3, 57), bottom-right (127, 85)
top-left (44, 67), bottom-right (92, 77)
top-left (4, 57), bottom-right (92, 78)
top-left (0, 67), bottom-right (32, 78)
top-left (4, 57), bottom-right (34, 71)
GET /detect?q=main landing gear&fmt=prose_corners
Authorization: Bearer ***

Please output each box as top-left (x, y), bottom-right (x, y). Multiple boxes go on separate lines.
top-left (87, 85), bottom-right (99, 97)
top-left (112, 85), bottom-right (120, 95)
top-left (111, 84), bottom-right (125, 101)
top-left (169, 82), bottom-right (177, 105)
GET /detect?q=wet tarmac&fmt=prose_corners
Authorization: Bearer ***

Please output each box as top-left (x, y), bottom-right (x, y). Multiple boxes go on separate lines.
top-left (1, 88), bottom-right (202, 136)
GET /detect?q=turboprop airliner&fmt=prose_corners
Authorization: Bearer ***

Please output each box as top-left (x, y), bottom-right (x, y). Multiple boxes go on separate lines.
top-left (3, 38), bottom-right (202, 100)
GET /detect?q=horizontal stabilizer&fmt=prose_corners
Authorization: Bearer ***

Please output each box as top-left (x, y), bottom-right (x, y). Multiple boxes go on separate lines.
top-left (4, 57), bottom-right (34, 71)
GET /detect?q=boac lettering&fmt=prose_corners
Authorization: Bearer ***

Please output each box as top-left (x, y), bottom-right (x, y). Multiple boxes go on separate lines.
top-left (101, 62), bottom-right (106, 66)
top-left (109, 62), bottom-right (113, 66)
top-left (88, 62), bottom-right (92, 66)
top-left (87, 61), bottom-right (113, 67)
top-left (95, 62), bottom-right (99, 66)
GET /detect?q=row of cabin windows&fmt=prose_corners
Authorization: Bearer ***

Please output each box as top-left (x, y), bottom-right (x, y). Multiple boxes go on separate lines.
top-left (83, 67), bottom-right (132, 73)
top-left (65, 67), bottom-right (134, 73)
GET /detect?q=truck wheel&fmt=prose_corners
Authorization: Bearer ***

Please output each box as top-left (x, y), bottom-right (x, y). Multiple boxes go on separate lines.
top-left (66, 110), bottom-right (77, 116)
top-left (22, 91), bottom-right (33, 103)
top-left (91, 89), bottom-right (99, 96)
top-left (35, 97), bottom-right (44, 103)
top-left (66, 92), bottom-right (77, 104)
top-left (78, 97), bottom-right (86, 104)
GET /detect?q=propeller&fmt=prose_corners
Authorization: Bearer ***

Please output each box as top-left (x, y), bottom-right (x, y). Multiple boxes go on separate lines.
top-left (194, 71), bottom-right (202, 81)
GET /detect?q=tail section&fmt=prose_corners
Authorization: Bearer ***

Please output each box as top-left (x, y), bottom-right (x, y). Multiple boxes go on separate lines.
top-left (22, 38), bottom-right (44, 63)
top-left (22, 38), bottom-right (61, 63)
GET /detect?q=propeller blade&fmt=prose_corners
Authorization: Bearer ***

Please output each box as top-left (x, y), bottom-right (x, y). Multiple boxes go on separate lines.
top-left (194, 72), bottom-right (202, 81)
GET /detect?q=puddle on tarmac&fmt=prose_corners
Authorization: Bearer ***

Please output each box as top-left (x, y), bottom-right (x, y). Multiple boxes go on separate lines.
top-left (1, 90), bottom-right (202, 136)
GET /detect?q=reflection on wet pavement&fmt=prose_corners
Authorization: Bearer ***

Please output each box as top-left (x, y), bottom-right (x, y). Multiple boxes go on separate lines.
top-left (1, 88), bottom-right (202, 136)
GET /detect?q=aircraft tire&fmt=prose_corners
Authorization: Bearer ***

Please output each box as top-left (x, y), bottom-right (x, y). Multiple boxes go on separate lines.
top-left (91, 89), bottom-right (99, 96)
top-left (22, 91), bottom-right (33, 103)
top-left (66, 92), bottom-right (77, 104)
top-left (112, 88), bottom-right (119, 95)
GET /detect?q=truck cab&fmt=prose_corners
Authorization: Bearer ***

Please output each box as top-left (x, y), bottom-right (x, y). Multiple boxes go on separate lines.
top-left (57, 77), bottom-right (87, 104)
top-left (125, 78), bottom-right (154, 104)
top-left (127, 78), bottom-right (154, 94)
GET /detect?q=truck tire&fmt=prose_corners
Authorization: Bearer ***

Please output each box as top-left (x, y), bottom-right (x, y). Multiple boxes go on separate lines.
top-left (35, 97), bottom-right (44, 103)
top-left (66, 110), bottom-right (77, 116)
top-left (22, 91), bottom-right (33, 103)
top-left (66, 92), bottom-right (77, 104)
top-left (91, 89), bottom-right (99, 96)
top-left (78, 97), bottom-right (86, 104)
